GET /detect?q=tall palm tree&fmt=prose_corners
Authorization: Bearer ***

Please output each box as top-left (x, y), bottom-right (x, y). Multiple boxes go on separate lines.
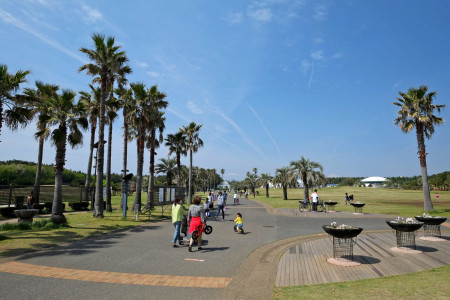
top-left (42, 90), bottom-right (88, 223)
top-left (291, 156), bottom-right (324, 202)
top-left (145, 86), bottom-right (167, 207)
top-left (116, 85), bottom-right (132, 209)
top-left (259, 173), bottom-right (273, 198)
top-left (393, 85), bottom-right (445, 211)
top-left (105, 95), bottom-right (120, 212)
top-left (273, 167), bottom-right (295, 200)
top-left (79, 33), bottom-right (128, 218)
top-left (79, 85), bottom-right (100, 203)
top-left (245, 171), bottom-right (259, 197)
top-left (180, 122), bottom-right (203, 204)
top-left (0, 64), bottom-right (31, 141)
top-left (21, 82), bottom-right (58, 204)
top-left (220, 169), bottom-right (225, 181)
top-left (165, 132), bottom-right (187, 197)
top-left (155, 157), bottom-right (177, 185)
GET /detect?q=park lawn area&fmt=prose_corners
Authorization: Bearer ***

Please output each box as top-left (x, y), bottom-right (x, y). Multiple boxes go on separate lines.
top-left (272, 264), bottom-right (450, 300)
top-left (0, 195), bottom-right (171, 257)
top-left (251, 186), bottom-right (450, 218)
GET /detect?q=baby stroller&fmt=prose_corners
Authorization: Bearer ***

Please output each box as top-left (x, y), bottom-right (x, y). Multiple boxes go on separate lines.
top-left (181, 216), bottom-right (188, 238)
top-left (191, 224), bottom-right (213, 241)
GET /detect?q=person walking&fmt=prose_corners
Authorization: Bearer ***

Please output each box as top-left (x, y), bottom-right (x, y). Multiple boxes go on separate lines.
top-left (345, 192), bottom-right (350, 205)
top-left (187, 196), bottom-right (207, 252)
top-left (215, 191), bottom-right (225, 221)
top-left (171, 198), bottom-right (186, 248)
top-left (311, 189), bottom-right (319, 212)
top-left (26, 190), bottom-right (35, 210)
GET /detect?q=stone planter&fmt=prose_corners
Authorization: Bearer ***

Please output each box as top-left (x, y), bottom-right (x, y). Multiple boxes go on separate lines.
top-left (14, 209), bottom-right (39, 223)
top-left (350, 202), bottom-right (365, 213)
top-left (414, 216), bottom-right (447, 226)
top-left (386, 221), bottom-right (423, 232)
top-left (322, 225), bottom-right (363, 239)
top-left (415, 216), bottom-right (447, 239)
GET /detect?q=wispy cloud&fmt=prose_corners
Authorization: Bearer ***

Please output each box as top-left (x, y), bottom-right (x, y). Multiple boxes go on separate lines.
top-left (332, 52), bottom-right (344, 59)
top-left (314, 4), bottom-right (328, 20)
top-left (81, 4), bottom-right (103, 23)
top-left (307, 60), bottom-right (315, 91)
top-left (186, 100), bottom-right (204, 115)
top-left (167, 107), bottom-right (190, 123)
top-left (248, 7), bottom-right (272, 22)
top-left (147, 71), bottom-right (160, 78)
top-left (217, 111), bottom-right (266, 159)
top-left (310, 50), bottom-right (324, 60)
top-left (223, 12), bottom-right (243, 24)
top-left (0, 8), bottom-right (87, 63)
top-left (136, 62), bottom-right (148, 68)
top-left (246, 103), bottom-right (283, 160)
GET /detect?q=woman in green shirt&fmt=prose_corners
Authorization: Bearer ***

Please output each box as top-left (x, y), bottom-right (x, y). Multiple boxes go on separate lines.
top-left (172, 198), bottom-right (186, 247)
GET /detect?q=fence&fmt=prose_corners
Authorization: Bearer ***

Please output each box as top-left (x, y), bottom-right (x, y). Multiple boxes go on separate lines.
top-left (0, 185), bottom-right (86, 207)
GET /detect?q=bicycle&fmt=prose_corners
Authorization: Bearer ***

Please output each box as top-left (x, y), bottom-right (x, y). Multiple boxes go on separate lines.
top-left (299, 200), bottom-right (311, 212)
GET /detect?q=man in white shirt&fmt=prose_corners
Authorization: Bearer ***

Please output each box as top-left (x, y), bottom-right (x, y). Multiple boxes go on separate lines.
top-left (311, 189), bottom-right (319, 212)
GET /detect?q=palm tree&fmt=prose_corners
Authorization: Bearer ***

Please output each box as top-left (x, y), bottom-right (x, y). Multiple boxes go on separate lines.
top-left (291, 156), bottom-right (324, 202)
top-left (393, 85), bottom-right (446, 211)
top-left (145, 86), bottom-right (168, 208)
top-left (273, 167), bottom-right (295, 200)
top-left (156, 157), bottom-right (177, 185)
top-left (0, 64), bottom-right (31, 141)
top-left (105, 95), bottom-right (120, 212)
top-left (21, 82), bottom-right (58, 204)
top-left (259, 173), bottom-right (273, 198)
top-left (220, 169), bottom-right (225, 181)
top-left (42, 90), bottom-right (88, 223)
top-left (245, 171), bottom-right (259, 197)
top-left (165, 131), bottom-right (187, 198)
top-left (79, 85), bottom-right (100, 203)
top-left (180, 122), bottom-right (203, 204)
top-left (79, 33), bottom-right (128, 218)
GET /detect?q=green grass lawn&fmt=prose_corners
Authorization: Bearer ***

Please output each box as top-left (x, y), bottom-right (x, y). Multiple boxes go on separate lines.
top-left (250, 186), bottom-right (450, 218)
top-left (0, 194), bottom-right (171, 256)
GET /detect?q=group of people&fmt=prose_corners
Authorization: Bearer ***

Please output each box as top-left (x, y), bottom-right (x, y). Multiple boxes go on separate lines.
top-left (171, 192), bottom-right (244, 251)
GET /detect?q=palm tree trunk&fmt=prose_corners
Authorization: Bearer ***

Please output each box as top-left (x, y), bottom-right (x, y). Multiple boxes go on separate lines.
top-left (416, 125), bottom-right (434, 211)
top-left (105, 120), bottom-right (113, 212)
top-left (33, 136), bottom-right (44, 204)
top-left (148, 146), bottom-right (156, 208)
top-left (265, 184), bottom-right (269, 198)
top-left (51, 127), bottom-right (66, 224)
top-left (177, 152), bottom-right (181, 199)
top-left (121, 108), bottom-right (128, 209)
top-left (302, 174), bottom-right (309, 201)
top-left (283, 186), bottom-right (288, 200)
top-left (84, 121), bottom-right (96, 202)
top-left (133, 136), bottom-right (144, 210)
top-left (188, 147), bottom-right (193, 204)
top-left (94, 80), bottom-right (106, 218)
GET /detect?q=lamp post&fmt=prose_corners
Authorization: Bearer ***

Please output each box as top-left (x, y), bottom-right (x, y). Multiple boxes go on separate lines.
top-left (92, 140), bottom-right (106, 211)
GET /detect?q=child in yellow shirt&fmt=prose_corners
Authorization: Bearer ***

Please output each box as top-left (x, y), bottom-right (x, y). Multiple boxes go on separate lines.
top-left (234, 212), bottom-right (244, 233)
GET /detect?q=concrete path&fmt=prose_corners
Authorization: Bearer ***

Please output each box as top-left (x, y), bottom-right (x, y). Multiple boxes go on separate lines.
top-left (0, 198), bottom-right (448, 300)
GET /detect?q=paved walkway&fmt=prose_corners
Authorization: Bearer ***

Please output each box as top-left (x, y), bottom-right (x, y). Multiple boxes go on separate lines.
top-left (0, 199), bottom-right (448, 300)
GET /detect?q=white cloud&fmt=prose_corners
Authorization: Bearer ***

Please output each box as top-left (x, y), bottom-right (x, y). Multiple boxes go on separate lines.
top-left (147, 71), bottom-right (160, 78)
top-left (314, 4), bottom-right (328, 20)
top-left (224, 12), bottom-right (243, 24)
top-left (332, 52), bottom-right (344, 59)
top-left (81, 4), bottom-right (103, 23)
top-left (248, 8), bottom-right (272, 22)
top-left (300, 59), bottom-right (311, 74)
top-left (0, 8), bottom-right (87, 63)
top-left (311, 50), bottom-right (324, 60)
top-left (137, 62), bottom-right (148, 68)
top-left (187, 100), bottom-right (204, 115)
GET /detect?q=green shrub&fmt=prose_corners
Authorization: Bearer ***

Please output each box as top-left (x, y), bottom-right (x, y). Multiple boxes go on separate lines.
top-left (0, 218), bottom-right (68, 231)
top-left (17, 222), bottom-right (31, 230)
top-left (0, 207), bottom-right (15, 218)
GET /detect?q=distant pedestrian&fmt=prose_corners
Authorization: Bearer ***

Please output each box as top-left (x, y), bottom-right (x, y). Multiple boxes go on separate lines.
top-left (187, 196), bottom-right (207, 252)
top-left (345, 193), bottom-right (350, 205)
top-left (26, 190), bottom-right (35, 210)
top-left (203, 198), bottom-right (210, 217)
top-left (171, 198), bottom-right (186, 248)
top-left (233, 192), bottom-right (238, 205)
top-left (311, 189), bottom-right (319, 212)
top-left (215, 191), bottom-right (225, 221)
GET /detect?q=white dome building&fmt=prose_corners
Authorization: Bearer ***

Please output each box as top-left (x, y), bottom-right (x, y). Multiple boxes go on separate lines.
top-left (361, 176), bottom-right (387, 188)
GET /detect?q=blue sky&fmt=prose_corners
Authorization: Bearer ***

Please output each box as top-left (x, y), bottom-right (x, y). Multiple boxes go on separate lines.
top-left (1, 0), bottom-right (449, 180)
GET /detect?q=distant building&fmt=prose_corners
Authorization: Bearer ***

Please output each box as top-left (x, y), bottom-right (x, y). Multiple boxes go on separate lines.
top-left (217, 180), bottom-right (230, 189)
top-left (361, 176), bottom-right (387, 187)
